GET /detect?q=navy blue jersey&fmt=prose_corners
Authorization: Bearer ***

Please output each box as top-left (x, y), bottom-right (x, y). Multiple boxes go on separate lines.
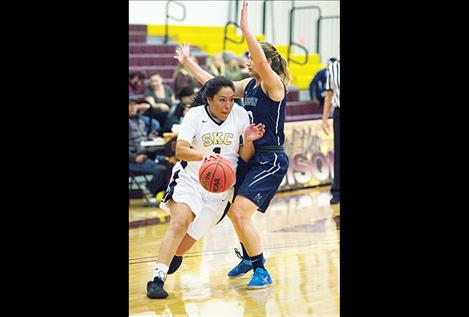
top-left (243, 78), bottom-right (286, 146)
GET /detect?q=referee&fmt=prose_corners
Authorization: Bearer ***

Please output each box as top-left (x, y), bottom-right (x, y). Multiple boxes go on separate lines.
top-left (322, 58), bottom-right (340, 205)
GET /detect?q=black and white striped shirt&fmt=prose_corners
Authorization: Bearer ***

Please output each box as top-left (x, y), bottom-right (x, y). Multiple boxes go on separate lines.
top-left (325, 59), bottom-right (340, 109)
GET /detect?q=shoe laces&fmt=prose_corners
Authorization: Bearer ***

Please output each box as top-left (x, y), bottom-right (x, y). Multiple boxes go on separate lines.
top-left (234, 247), bottom-right (243, 259)
top-left (152, 276), bottom-right (165, 285)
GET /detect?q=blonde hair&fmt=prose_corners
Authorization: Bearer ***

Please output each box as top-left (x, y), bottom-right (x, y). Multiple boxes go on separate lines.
top-left (208, 54), bottom-right (226, 76)
top-left (259, 42), bottom-right (292, 86)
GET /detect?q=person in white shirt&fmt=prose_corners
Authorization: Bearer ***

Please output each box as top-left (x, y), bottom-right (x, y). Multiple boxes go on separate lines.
top-left (147, 76), bottom-right (265, 299)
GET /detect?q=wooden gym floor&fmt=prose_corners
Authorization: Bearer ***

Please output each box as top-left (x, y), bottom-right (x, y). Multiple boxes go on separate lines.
top-left (129, 186), bottom-right (340, 317)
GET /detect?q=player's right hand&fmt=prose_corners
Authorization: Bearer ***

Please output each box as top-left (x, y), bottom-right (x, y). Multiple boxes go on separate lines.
top-left (322, 120), bottom-right (331, 136)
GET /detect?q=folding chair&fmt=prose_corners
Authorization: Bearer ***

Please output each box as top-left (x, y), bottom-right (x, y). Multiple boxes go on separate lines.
top-left (129, 170), bottom-right (157, 206)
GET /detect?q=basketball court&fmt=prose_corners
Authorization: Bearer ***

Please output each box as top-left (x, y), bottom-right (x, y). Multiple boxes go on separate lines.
top-left (129, 185), bottom-right (340, 316)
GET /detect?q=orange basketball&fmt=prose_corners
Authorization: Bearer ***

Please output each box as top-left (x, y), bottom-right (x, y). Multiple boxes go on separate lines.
top-left (199, 157), bottom-right (236, 193)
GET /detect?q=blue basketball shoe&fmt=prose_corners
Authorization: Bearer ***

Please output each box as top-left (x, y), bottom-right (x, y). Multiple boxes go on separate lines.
top-left (246, 267), bottom-right (272, 289)
top-left (228, 248), bottom-right (266, 278)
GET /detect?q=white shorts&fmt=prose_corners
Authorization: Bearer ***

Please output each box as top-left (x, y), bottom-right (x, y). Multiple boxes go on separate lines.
top-left (160, 167), bottom-right (234, 240)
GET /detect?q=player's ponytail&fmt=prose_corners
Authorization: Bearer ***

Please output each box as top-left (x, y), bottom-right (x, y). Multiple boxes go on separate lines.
top-left (190, 85), bottom-right (207, 108)
top-left (260, 42), bottom-right (292, 87)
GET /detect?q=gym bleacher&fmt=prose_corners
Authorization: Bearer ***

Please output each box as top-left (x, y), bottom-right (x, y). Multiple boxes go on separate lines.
top-left (129, 23), bottom-right (324, 122)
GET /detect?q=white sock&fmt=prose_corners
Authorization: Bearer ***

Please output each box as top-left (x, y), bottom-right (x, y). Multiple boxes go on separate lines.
top-left (152, 263), bottom-right (169, 281)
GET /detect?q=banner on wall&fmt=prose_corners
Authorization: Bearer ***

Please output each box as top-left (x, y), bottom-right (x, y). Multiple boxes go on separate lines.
top-left (279, 119), bottom-right (334, 191)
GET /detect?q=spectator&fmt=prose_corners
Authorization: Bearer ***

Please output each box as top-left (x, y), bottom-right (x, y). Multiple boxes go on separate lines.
top-left (224, 52), bottom-right (249, 106)
top-left (129, 71), bottom-right (146, 95)
top-left (144, 72), bottom-right (175, 132)
top-left (129, 96), bottom-right (168, 204)
top-left (206, 53), bottom-right (226, 77)
top-left (309, 67), bottom-right (327, 107)
top-left (224, 51), bottom-right (248, 82)
top-left (172, 56), bottom-right (202, 98)
top-left (239, 51), bottom-right (251, 77)
top-left (161, 86), bottom-right (196, 133)
top-left (129, 94), bottom-right (160, 137)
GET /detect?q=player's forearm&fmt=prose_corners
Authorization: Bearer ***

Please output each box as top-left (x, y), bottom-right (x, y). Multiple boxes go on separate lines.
top-left (175, 145), bottom-right (204, 161)
top-left (239, 141), bottom-right (255, 162)
top-left (182, 58), bottom-right (214, 85)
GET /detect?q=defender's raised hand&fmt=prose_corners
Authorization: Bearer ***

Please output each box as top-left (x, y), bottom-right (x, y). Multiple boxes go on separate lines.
top-left (240, 0), bottom-right (249, 33)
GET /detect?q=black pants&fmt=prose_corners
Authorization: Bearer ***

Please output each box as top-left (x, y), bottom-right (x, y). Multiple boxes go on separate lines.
top-left (129, 159), bottom-right (167, 196)
top-left (144, 108), bottom-right (170, 135)
top-left (331, 107), bottom-right (340, 199)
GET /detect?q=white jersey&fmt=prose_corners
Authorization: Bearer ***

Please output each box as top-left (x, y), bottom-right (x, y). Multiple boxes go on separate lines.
top-left (175, 105), bottom-right (251, 184)
top-left (160, 104), bottom-right (251, 240)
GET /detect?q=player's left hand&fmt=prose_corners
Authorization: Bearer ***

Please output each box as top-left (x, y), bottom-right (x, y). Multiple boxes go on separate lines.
top-left (174, 42), bottom-right (191, 64)
top-left (244, 123), bottom-right (265, 142)
top-left (202, 153), bottom-right (221, 162)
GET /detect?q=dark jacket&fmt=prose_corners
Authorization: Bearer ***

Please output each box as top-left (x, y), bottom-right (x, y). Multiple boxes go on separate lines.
top-left (173, 73), bottom-right (201, 98)
top-left (161, 102), bottom-right (186, 133)
top-left (309, 68), bottom-right (327, 106)
top-left (129, 115), bottom-right (147, 162)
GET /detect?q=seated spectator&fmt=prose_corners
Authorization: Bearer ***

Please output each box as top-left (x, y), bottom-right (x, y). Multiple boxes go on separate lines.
top-left (144, 72), bottom-right (175, 132)
top-left (161, 87), bottom-right (195, 133)
top-left (129, 96), bottom-right (167, 204)
top-left (129, 71), bottom-right (146, 95)
top-left (206, 53), bottom-right (226, 77)
top-left (172, 56), bottom-right (202, 98)
top-left (239, 51), bottom-right (251, 77)
top-left (223, 51), bottom-right (248, 106)
top-left (309, 67), bottom-right (328, 107)
top-left (129, 94), bottom-right (160, 137)
top-left (223, 51), bottom-right (248, 81)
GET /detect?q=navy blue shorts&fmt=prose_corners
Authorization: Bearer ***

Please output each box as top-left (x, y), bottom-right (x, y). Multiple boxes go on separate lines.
top-left (234, 151), bottom-right (289, 213)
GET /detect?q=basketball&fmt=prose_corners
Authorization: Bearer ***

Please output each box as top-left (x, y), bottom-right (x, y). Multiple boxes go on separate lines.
top-left (199, 157), bottom-right (236, 193)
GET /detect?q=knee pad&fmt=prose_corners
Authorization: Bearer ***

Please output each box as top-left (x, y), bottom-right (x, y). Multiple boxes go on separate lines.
top-left (167, 255), bottom-right (183, 274)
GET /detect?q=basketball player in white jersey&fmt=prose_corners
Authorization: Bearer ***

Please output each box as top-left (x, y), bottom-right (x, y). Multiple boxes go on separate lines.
top-left (147, 76), bottom-right (266, 299)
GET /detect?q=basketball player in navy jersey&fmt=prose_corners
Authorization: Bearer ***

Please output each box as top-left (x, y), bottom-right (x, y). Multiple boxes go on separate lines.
top-left (173, 0), bottom-right (291, 289)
